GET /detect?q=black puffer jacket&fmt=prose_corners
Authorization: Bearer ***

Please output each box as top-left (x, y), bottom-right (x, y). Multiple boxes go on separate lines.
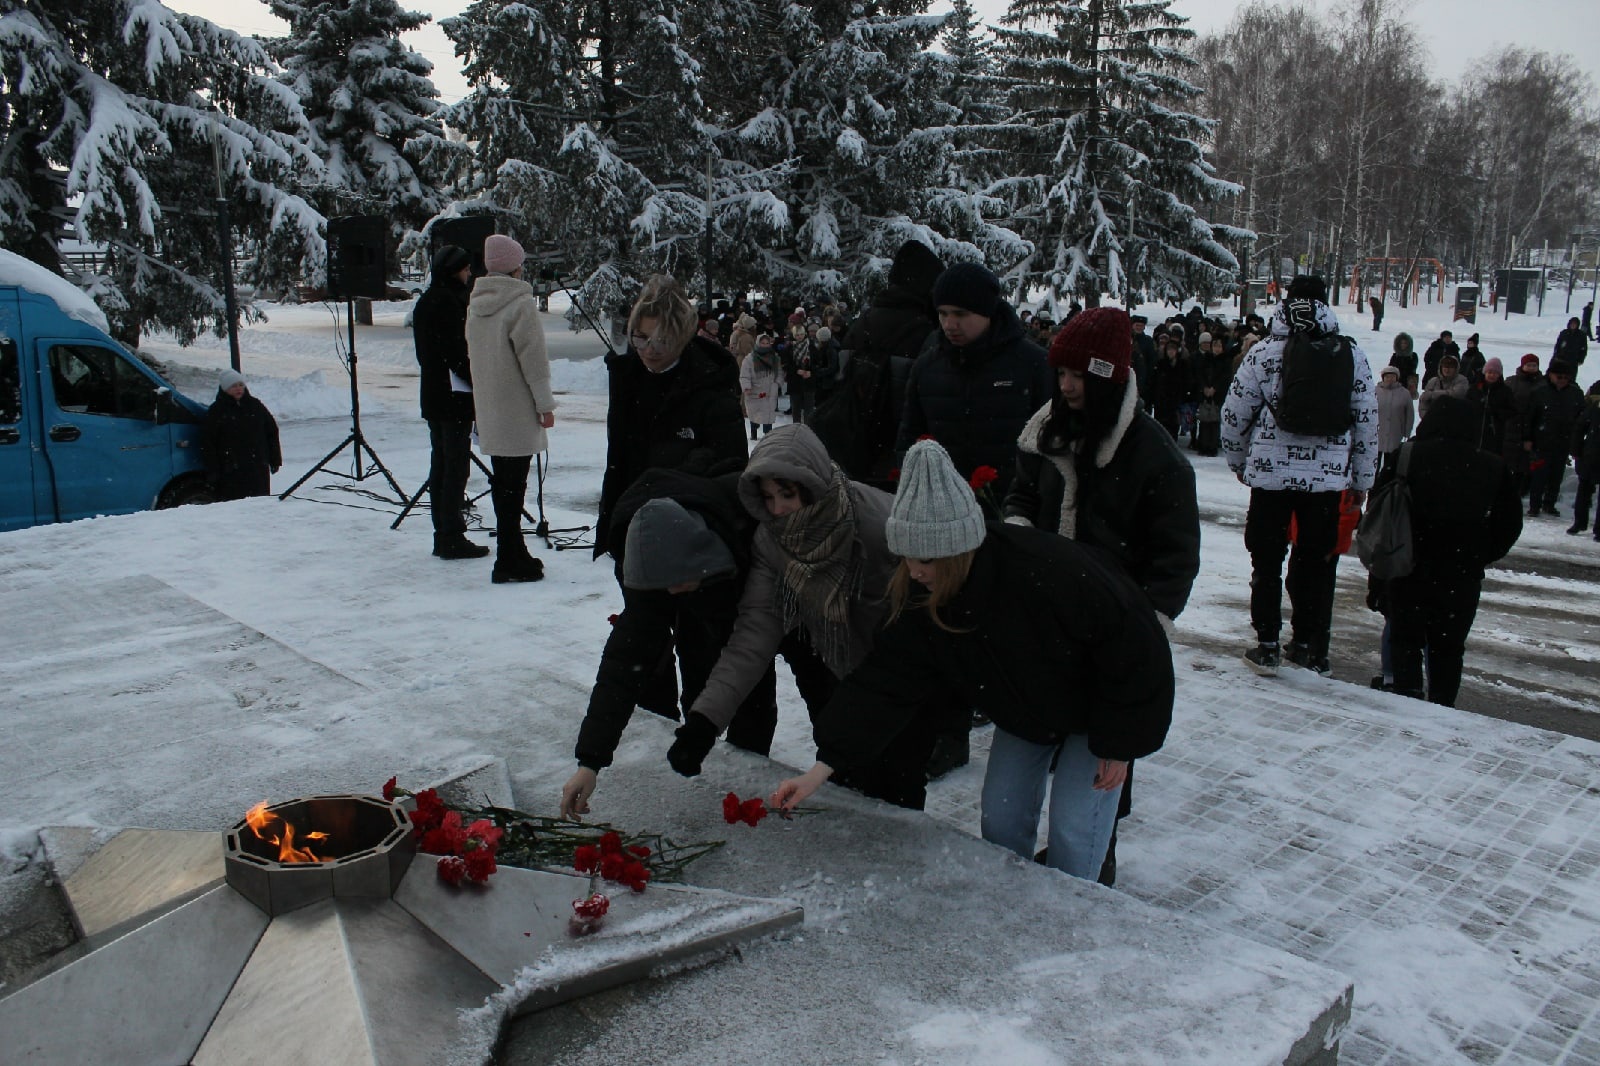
top-left (201, 388), bottom-right (281, 500)
top-left (894, 301), bottom-right (1052, 493)
top-left (1003, 384), bottom-right (1200, 620)
top-left (813, 522), bottom-right (1173, 772)
top-left (1524, 379), bottom-right (1587, 455)
top-left (575, 469), bottom-right (752, 771)
top-left (412, 268), bottom-right (474, 422)
top-left (1571, 397), bottom-right (1600, 475)
top-left (594, 336), bottom-right (748, 558)
top-left (1374, 397), bottom-right (1520, 583)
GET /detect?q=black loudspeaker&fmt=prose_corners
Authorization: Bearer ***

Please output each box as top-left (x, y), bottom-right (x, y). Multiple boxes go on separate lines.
top-left (326, 215), bottom-right (389, 301)
top-left (430, 216), bottom-right (497, 277)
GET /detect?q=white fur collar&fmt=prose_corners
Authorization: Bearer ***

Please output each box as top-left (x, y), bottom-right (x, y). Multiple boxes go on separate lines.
top-left (1014, 373), bottom-right (1140, 538)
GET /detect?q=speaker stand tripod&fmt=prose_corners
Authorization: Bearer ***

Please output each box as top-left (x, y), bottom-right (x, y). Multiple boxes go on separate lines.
top-left (279, 300), bottom-right (407, 504)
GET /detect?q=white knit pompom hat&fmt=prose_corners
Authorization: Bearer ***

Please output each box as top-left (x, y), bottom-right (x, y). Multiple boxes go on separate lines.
top-left (885, 439), bottom-right (987, 559)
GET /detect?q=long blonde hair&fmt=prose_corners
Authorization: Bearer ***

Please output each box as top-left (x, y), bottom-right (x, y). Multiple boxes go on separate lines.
top-left (886, 552), bottom-right (975, 634)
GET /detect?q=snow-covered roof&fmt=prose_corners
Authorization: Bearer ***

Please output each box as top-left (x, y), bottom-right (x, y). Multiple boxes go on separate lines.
top-left (0, 249), bottom-right (110, 333)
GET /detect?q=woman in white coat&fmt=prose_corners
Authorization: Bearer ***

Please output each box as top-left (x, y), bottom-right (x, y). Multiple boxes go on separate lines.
top-left (467, 234), bottom-right (558, 584)
top-left (738, 334), bottom-right (785, 439)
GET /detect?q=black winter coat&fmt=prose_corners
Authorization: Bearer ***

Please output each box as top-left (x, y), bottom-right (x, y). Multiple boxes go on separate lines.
top-left (412, 274), bottom-right (474, 422)
top-left (576, 469), bottom-right (751, 771)
top-left (1524, 380), bottom-right (1587, 455)
top-left (1149, 353), bottom-right (1194, 421)
top-left (201, 388), bottom-right (280, 500)
top-left (1554, 328), bottom-right (1589, 366)
top-left (1375, 397), bottom-right (1520, 584)
top-left (1004, 392), bottom-right (1200, 619)
top-left (813, 523), bottom-right (1173, 772)
top-left (1571, 401), bottom-right (1600, 476)
top-left (1470, 379), bottom-right (1519, 456)
top-left (894, 302), bottom-right (1052, 494)
top-left (594, 336), bottom-right (748, 558)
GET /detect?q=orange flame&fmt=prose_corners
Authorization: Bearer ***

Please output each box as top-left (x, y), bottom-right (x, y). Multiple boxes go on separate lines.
top-left (245, 802), bottom-right (334, 863)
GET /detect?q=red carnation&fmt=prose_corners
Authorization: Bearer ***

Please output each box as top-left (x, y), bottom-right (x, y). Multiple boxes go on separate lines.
top-left (573, 844), bottom-right (600, 874)
top-left (572, 893), bottom-right (610, 921)
top-left (381, 776), bottom-right (398, 801)
top-left (420, 810), bottom-right (466, 856)
top-left (969, 465), bottom-right (999, 491)
top-left (740, 798), bottom-right (768, 827)
top-left (436, 855), bottom-right (467, 886)
top-left (599, 852), bottom-right (627, 882)
top-left (607, 613), bottom-right (620, 626)
top-left (410, 788), bottom-right (446, 835)
top-left (627, 844), bottom-right (651, 859)
top-left (466, 818), bottom-right (503, 850)
top-left (463, 847), bottom-right (497, 883)
top-left (722, 792), bottom-right (743, 824)
top-left (621, 860), bottom-right (651, 892)
top-left (598, 831), bottom-right (623, 855)
top-left (917, 434), bottom-right (935, 441)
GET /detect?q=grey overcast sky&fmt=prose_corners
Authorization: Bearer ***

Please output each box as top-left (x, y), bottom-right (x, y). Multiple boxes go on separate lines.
top-left (170, 0), bottom-right (1599, 108)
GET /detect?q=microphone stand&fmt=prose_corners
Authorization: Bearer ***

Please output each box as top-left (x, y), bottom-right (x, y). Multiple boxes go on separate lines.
top-left (531, 272), bottom-right (613, 550)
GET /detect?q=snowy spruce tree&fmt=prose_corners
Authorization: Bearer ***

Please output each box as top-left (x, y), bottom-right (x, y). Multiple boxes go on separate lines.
top-left (262, 0), bottom-right (458, 273)
top-left (441, 0), bottom-right (784, 315)
top-left (0, 0), bottom-right (323, 346)
top-left (713, 0), bottom-right (1027, 303)
top-left (993, 0), bottom-right (1245, 306)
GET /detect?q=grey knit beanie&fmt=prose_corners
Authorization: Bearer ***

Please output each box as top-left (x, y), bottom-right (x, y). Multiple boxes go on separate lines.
top-left (622, 499), bottom-right (736, 590)
top-left (885, 440), bottom-right (987, 559)
top-left (218, 368), bottom-right (245, 391)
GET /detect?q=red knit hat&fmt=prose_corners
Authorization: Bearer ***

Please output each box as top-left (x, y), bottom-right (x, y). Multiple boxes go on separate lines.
top-left (1048, 307), bottom-right (1132, 384)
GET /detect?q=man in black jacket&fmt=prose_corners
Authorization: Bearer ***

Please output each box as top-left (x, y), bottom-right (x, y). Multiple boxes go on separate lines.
top-left (1524, 359), bottom-right (1586, 517)
top-left (1421, 329), bottom-right (1460, 387)
top-left (412, 245), bottom-right (488, 559)
top-left (895, 261), bottom-right (1053, 496)
top-left (1379, 396), bottom-right (1522, 706)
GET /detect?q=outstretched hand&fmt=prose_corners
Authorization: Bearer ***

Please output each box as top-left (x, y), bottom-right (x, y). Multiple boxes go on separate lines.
top-left (770, 762), bottom-right (834, 811)
top-left (561, 767), bottom-right (597, 820)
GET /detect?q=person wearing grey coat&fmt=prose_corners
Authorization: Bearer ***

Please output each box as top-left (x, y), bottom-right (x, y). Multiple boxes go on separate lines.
top-left (664, 424), bottom-right (941, 808)
top-left (1375, 364), bottom-right (1415, 467)
top-left (1418, 355), bottom-right (1470, 421)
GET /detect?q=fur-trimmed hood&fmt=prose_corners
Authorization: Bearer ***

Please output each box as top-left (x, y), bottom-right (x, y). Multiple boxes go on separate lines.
top-left (1014, 374), bottom-right (1140, 539)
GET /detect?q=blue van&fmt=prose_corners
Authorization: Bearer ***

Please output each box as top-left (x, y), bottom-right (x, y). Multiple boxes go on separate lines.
top-left (1, 272), bottom-right (211, 531)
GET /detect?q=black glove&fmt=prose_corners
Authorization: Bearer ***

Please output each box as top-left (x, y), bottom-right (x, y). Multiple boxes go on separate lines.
top-left (667, 713), bottom-right (719, 777)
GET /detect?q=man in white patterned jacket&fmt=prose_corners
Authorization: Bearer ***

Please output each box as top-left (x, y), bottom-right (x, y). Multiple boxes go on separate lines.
top-left (1221, 275), bottom-right (1379, 678)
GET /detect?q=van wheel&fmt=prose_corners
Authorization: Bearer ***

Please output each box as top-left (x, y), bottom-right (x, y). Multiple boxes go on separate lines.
top-left (156, 479), bottom-right (216, 509)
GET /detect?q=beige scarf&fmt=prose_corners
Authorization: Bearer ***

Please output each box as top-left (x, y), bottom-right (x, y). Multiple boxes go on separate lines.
top-left (771, 467), bottom-right (860, 675)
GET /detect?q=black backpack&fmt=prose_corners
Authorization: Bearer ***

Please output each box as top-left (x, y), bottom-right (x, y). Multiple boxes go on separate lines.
top-left (1268, 331), bottom-right (1356, 436)
top-left (1355, 442), bottom-right (1414, 580)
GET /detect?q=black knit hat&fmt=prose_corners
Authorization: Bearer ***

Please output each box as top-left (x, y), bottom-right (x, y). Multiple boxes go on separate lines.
top-left (1286, 275), bottom-right (1327, 302)
top-left (888, 240), bottom-right (945, 294)
top-left (430, 244), bottom-right (471, 277)
top-left (932, 262), bottom-right (1003, 317)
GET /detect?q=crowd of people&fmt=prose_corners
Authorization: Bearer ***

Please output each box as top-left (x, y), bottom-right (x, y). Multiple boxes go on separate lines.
top-left (356, 232), bottom-right (1591, 887)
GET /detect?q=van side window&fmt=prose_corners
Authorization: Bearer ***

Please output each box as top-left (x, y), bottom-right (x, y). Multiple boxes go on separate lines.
top-left (48, 344), bottom-right (158, 421)
top-left (0, 340), bottom-right (19, 425)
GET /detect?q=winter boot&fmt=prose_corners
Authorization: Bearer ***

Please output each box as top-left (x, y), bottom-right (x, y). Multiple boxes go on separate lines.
top-left (924, 730), bottom-right (970, 781)
top-left (434, 534), bottom-right (490, 560)
top-left (1244, 642), bottom-right (1280, 677)
top-left (1097, 829), bottom-right (1118, 888)
top-left (491, 553), bottom-right (545, 584)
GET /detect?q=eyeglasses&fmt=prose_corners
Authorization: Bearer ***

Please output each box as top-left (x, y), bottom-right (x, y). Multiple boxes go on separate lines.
top-left (630, 333), bottom-right (669, 353)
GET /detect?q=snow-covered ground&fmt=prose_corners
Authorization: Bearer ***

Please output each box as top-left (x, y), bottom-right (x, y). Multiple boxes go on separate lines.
top-left (3, 291), bottom-right (1599, 1063)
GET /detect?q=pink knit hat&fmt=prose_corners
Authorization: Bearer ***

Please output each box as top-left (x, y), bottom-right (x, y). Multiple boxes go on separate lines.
top-left (483, 234), bottom-right (525, 275)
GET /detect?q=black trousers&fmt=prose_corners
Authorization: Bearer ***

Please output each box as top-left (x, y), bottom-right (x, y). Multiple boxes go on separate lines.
top-left (1244, 489), bottom-right (1342, 655)
top-left (1529, 451), bottom-right (1569, 510)
top-left (1390, 574), bottom-right (1481, 707)
top-left (488, 455), bottom-right (531, 560)
top-left (427, 419), bottom-right (472, 537)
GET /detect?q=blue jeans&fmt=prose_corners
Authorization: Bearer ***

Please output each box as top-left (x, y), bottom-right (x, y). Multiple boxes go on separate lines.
top-left (980, 729), bottom-right (1118, 880)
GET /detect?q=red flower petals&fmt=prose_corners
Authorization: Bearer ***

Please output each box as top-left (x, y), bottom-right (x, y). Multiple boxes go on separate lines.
top-left (573, 844), bottom-right (600, 873)
top-left (722, 792), bottom-right (743, 824)
top-left (381, 776), bottom-right (398, 801)
top-left (968, 465), bottom-right (999, 491)
top-left (437, 855), bottom-right (467, 886)
top-left (572, 893), bottom-right (610, 921)
top-left (723, 792), bottom-right (770, 827)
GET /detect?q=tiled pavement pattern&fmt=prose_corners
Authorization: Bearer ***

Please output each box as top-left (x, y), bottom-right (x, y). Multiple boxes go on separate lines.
top-left (894, 656), bottom-right (1600, 1065)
